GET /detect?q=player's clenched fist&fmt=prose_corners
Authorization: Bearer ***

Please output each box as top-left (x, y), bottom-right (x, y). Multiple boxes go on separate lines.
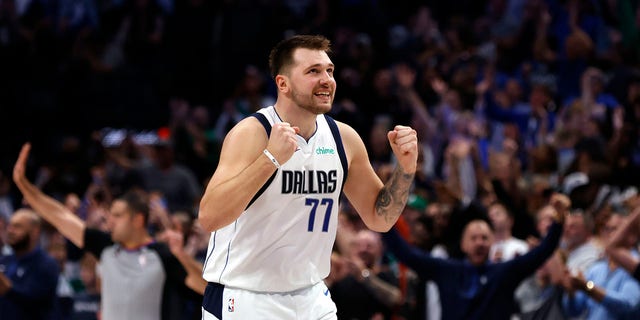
top-left (266, 122), bottom-right (300, 166)
top-left (387, 125), bottom-right (418, 174)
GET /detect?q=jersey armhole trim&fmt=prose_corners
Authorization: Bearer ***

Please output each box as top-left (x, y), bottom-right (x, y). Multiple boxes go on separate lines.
top-left (247, 112), bottom-right (277, 208)
top-left (324, 115), bottom-right (348, 192)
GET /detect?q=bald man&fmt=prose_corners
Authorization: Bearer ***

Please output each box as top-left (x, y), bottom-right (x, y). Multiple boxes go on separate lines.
top-left (0, 209), bottom-right (60, 320)
top-left (382, 194), bottom-right (569, 320)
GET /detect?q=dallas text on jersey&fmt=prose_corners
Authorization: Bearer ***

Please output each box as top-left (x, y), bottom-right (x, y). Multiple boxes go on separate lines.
top-left (281, 170), bottom-right (338, 194)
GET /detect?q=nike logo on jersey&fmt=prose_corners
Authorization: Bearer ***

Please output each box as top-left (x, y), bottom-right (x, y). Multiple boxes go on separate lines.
top-left (324, 288), bottom-right (330, 296)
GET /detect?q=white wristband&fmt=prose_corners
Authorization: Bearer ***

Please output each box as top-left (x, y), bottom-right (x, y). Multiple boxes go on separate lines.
top-left (263, 149), bottom-right (280, 169)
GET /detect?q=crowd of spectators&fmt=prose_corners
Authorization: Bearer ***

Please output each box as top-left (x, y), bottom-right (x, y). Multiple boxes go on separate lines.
top-left (2, 0), bottom-right (640, 319)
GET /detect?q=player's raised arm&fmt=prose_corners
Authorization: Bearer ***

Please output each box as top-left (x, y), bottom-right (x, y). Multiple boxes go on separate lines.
top-left (12, 143), bottom-right (86, 248)
top-left (341, 123), bottom-right (418, 232)
top-left (198, 117), bottom-right (299, 232)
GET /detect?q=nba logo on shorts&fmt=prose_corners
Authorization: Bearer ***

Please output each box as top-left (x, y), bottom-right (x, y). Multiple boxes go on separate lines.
top-left (228, 298), bottom-right (235, 312)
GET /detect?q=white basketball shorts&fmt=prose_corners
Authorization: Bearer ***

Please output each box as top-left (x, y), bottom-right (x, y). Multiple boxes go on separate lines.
top-left (201, 281), bottom-right (337, 320)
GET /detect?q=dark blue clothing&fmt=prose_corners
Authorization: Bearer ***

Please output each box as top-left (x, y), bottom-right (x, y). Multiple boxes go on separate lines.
top-left (382, 222), bottom-right (563, 320)
top-left (0, 247), bottom-right (60, 320)
top-left (483, 93), bottom-right (557, 150)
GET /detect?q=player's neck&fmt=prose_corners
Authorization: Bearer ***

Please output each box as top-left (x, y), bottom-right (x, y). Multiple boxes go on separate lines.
top-left (273, 103), bottom-right (317, 139)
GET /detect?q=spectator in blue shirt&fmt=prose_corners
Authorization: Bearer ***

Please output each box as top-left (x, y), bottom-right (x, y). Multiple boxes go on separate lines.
top-left (0, 208), bottom-right (60, 320)
top-left (563, 211), bottom-right (640, 319)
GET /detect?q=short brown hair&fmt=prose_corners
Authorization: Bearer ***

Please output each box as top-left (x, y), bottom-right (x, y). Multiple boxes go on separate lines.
top-left (268, 34), bottom-right (331, 79)
top-left (120, 188), bottom-right (150, 225)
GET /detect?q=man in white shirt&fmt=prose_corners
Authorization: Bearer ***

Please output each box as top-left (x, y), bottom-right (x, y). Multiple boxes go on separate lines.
top-left (488, 201), bottom-right (529, 262)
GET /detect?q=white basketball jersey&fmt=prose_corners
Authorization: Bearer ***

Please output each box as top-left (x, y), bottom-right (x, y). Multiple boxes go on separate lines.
top-left (202, 106), bottom-right (347, 292)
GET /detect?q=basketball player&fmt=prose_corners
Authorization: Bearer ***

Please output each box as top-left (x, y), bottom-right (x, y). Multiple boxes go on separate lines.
top-left (198, 34), bottom-right (419, 319)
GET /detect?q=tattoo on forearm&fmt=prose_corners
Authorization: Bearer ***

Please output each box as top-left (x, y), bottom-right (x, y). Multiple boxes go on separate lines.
top-left (377, 190), bottom-right (391, 207)
top-left (375, 167), bottom-right (414, 223)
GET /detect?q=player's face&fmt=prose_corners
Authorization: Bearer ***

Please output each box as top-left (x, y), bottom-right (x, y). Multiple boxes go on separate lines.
top-left (461, 221), bottom-right (493, 266)
top-left (287, 48), bottom-right (336, 114)
top-left (107, 200), bottom-right (136, 244)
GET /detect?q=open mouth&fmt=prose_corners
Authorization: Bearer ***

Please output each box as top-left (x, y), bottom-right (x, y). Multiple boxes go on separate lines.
top-left (314, 92), bottom-right (332, 102)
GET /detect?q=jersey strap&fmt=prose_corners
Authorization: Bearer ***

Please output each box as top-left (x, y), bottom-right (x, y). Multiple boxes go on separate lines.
top-left (324, 115), bottom-right (348, 191)
top-left (247, 112), bottom-right (277, 208)
top-left (251, 112), bottom-right (272, 137)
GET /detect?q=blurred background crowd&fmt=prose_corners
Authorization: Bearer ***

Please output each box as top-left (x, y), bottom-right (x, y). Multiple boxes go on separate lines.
top-left (2, 0), bottom-right (640, 319)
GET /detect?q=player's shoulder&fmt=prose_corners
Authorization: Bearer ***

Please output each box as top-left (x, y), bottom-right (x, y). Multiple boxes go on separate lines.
top-left (224, 115), bottom-right (269, 141)
top-left (330, 118), bottom-right (356, 135)
top-left (235, 114), bottom-right (268, 130)
top-left (331, 119), bottom-right (362, 145)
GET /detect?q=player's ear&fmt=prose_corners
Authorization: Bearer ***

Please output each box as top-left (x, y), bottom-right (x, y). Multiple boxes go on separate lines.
top-left (275, 75), bottom-right (288, 93)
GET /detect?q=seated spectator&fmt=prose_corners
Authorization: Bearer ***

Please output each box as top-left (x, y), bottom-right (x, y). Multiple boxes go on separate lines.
top-left (0, 209), bottom-right (60, 320)
top-left (562, 210), bottom-right (603, 275)
top-left (515, 204), bottom-right (572, 318)
top-left (71, 254), bottom-right (101, 320)
top-left (515, 249), bottom-right (570, 318)
top-left (329, 229), bottom-right (403, 320)
top-left (514, 204), bottom-right (569, 319)
top-left (563, 212), bottom-right (640, 319)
